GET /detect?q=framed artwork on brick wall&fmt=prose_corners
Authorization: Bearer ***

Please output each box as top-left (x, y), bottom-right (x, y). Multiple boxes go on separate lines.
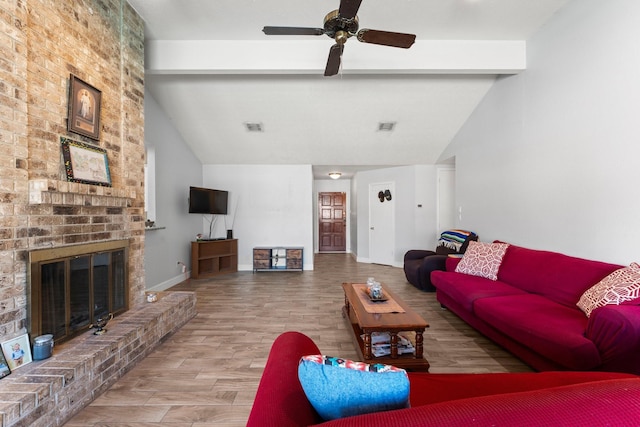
top-left (61, 137), bottom-right (112, 187)
top-left (68, 74), bottom-right (102, 140)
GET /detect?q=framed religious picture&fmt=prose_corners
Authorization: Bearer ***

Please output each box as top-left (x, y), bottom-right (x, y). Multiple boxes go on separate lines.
top-left (68, 74), bottom-right (102, 140)
top-left (1, 334), bottom-right (33, 371)
top-left (60, 137), bottom-right (112, 187)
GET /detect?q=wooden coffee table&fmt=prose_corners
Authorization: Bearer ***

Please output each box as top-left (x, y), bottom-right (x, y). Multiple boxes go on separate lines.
top-left (342, 282), bottom-right (430, 372)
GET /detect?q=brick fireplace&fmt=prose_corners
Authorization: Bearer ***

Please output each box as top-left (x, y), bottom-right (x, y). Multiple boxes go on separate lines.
top-left (0, 2), bottom-right (200, 426)
top-left (1, 1), bottom-right (146, 341)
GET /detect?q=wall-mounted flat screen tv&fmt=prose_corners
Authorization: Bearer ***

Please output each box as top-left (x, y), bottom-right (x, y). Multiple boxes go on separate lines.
top-left (188, 186), bottom-right (228, 215)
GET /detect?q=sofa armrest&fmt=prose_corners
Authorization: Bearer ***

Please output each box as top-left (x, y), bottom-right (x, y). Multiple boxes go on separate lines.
top-left (586, 305), bottom-right (640, 375)
top-left (247, 331), bottom-right (322, 427)
top-left (404, 250), bottom-right (436, 262)
top-left (421, 254), bottom-right (448, 271)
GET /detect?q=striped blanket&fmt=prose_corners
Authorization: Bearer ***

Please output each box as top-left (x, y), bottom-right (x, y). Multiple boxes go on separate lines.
top-left (438, 229), bottom-right (475, 251)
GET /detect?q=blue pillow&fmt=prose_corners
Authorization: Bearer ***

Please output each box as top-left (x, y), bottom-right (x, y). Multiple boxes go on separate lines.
top-left (297, 355), bottom-right (410, 421)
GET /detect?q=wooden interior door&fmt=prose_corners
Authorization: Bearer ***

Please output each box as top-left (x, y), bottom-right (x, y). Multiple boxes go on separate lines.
top-left (318, 192), bottom-right (346, 252)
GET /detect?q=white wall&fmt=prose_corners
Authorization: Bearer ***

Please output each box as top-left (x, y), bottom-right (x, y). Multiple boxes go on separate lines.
top-left (314, 179), bottom-right (352, 253)
top-left (350, 175), bottom-right (359, 257)
top-left (416, 165), bottom-right (440, 248)
top-left (202, 164), bottom-right (315, 270)
top-left (144, 92), bottom-right (204, 290)
top-left (355, 165), bottom-right (439, 267)
top-left (441, 0), bottom-right (640, 264)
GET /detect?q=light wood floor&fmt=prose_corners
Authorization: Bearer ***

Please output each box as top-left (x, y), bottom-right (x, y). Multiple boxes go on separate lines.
top-left (66, 253), bottom-right (530, 426)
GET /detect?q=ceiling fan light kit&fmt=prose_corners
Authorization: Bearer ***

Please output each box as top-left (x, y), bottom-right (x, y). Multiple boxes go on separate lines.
top-left (262, 0), bottom-right (416, 77)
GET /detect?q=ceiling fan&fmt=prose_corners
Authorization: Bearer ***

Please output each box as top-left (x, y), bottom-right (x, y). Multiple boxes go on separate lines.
top-left (262, 0), bottom-right (416, 76)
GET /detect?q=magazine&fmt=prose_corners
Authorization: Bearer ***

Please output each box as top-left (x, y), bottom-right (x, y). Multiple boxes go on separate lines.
top-left (362, 332), bottom-right (415, 357)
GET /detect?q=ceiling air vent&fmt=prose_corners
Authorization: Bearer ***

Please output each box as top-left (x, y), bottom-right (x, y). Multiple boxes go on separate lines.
top-left (377, 122), bottom-right (396, 132)
top-left (244, 122), bottom-right (264, 132)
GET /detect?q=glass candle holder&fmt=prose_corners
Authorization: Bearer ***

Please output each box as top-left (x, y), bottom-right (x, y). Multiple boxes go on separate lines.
top-left (370, 282), bottom-right (383, 299)
top-left (366, 277), bottom-right (375, 289)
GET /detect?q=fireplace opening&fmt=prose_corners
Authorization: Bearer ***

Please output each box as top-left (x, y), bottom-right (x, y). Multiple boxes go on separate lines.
top-left (28, 240), bottom-right (129, 344)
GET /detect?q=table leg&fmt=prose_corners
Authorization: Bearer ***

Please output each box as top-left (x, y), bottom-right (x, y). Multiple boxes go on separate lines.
top-left (363, 332), bottom-right (372, 359)
top-left (343, 294), bottom-right (350, 318)
top-left (415, 330), bottom-right (424, 359)
top-left (390, 332), bottom-right (398, 358)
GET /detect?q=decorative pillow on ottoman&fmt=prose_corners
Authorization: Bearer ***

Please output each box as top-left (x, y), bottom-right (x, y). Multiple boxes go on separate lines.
top-left (577, 262), bottom-right (640, 317)
top-left (455, 241), bottom-right (509, 281)
top-left (297, 355), bottom-right (409, 421)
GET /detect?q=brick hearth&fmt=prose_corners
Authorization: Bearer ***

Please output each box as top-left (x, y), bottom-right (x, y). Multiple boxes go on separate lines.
top-left (0, 292), bottom-right (196, 427)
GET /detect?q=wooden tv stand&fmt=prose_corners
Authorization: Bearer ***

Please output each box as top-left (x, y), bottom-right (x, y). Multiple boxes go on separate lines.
top-left (191, 239), bottom-right (238, 279)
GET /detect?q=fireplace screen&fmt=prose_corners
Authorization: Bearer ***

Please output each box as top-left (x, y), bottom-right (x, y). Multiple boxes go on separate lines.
top-left (29, 240), bottom-right (128, 344)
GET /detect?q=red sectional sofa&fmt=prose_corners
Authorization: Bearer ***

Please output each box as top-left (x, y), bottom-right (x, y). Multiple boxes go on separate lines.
top-left (431, 243), bottom-right (640, 374)
top-left (247, 331), bottom-right (640, 426)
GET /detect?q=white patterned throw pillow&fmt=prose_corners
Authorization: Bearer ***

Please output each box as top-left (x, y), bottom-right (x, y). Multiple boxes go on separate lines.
top-left (577, 263), bottom-right (640, 317)
top-left (454, 241), bottom-right (509, 281)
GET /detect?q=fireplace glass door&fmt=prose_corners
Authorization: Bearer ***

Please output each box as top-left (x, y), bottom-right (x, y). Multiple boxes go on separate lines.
top-left (30, 241), bottom-right (129, 344)
top-left (41, 260), bottom-right (67, 338)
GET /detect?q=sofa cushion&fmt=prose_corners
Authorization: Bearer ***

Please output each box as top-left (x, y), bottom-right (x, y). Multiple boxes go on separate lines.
top-left (298, 355), bottom-right (409, 421)
top-left (577, 263), bottom-right (640, 317)
top-left (474, 294), bottom-right (601, 370)
top-left (431, 271), bottom-right (526, 312)
top-left (455, 241), bottom-right (509, 281)
top-left (315, 378), bottom-right (640, 427)
top-left (497, 244), bottom-right (621, 307)
top-left (444, 255), bottom-right (463, 272)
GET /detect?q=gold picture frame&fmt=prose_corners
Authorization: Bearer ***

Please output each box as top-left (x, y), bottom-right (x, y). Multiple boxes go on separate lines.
top-left (68, 74), bottom-right (102, 140)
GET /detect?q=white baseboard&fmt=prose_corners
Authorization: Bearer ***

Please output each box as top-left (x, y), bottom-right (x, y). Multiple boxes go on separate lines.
top-left (147, 272), bottom-right (190, 292)
top-left (355, 256), bottom-right (402, 269)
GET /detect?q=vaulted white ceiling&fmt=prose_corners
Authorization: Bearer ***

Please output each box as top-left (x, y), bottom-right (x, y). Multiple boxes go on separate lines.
top-left (128, 0), bottom-right (571, 179)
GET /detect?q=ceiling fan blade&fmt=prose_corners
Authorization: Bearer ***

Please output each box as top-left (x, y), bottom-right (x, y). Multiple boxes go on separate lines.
top-left (356, 29), bottom-right (416, 48)
top-left (338, 0), bottom-right (363, 20)
top-left (324, 43), bottom-right (344, 76)
top-left (262, 26), bottom-right (325, 36)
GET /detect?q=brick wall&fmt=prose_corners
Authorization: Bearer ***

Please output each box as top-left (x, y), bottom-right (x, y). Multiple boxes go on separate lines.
top-left (0, 0), bottom-right (145, 340)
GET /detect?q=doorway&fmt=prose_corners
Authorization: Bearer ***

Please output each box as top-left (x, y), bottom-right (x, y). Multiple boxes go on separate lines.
top-left (369, 182), bottom-right (395, 266)
top-left (318, 192), bottom-right (346, 252)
